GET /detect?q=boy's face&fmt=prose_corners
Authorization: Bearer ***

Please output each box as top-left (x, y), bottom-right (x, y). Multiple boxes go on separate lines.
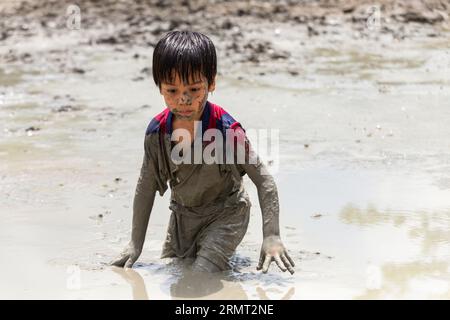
top-left (160, 72), bottom-right (215, 121)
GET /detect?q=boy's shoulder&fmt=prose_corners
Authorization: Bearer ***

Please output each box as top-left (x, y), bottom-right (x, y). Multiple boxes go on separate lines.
top-left (145, 101), bottom-right (244, 137)
top-left (208, 102), bottom-right (243, 132)
top-left (145, 108), bottom-right (171, 136)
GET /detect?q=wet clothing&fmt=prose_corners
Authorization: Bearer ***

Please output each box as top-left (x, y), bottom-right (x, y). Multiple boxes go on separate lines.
top-left (163, 193), bottom-right (251, 270)
top-left (134, 101), bottom-right (279, 270)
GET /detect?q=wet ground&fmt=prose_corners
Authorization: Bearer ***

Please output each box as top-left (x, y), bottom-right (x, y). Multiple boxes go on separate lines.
top-left (1, 1), bottom-right (449, 299)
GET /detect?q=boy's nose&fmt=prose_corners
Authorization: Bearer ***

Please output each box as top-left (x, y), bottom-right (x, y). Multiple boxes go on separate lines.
top-left (179, 93), bottom-right (192, 105)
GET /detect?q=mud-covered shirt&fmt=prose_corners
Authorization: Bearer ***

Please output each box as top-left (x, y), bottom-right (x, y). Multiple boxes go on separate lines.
top-left (134, 101), bottom-right (279, 223)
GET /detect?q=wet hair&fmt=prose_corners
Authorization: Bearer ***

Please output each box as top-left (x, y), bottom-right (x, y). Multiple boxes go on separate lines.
top-left (152, 31), bottom-right (217, 88)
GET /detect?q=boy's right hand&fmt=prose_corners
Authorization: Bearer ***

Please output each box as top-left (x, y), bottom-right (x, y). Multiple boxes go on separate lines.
top-left (109, 243), bottom-right (142, 268)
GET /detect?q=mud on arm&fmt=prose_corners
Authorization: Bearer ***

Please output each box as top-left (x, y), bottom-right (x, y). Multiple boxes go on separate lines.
top-left (110, 135), bottom-right (161, 268)
top-left (240, 151), bottom-right (295, 274)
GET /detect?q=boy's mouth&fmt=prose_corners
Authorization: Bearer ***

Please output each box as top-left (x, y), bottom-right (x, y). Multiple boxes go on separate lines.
top-left (177, 110), bottom-right (194, 116)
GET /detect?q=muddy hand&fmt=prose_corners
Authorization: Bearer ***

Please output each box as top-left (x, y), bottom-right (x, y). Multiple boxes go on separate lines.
top-left (256, 235), bottom-right (295, 274)
top-left (109, 242), bottom-right (142, 268)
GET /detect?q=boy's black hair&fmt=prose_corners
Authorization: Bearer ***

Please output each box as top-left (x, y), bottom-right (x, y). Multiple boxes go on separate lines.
top-left (152, 31), bottom-right (217, 88)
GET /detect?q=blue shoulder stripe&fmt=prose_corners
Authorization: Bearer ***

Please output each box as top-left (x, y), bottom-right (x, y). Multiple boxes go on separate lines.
top-left (145, 117), bottom-right (161, 136)
top-left (220, 112), bottom-right (238, 130)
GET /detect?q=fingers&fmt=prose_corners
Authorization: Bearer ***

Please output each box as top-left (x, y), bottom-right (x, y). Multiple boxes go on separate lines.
top-left (280, 253), bottom-right (295, 275)
top-left (274, 254), bottom-right (287, 272)
top-left (284, 251), bottom-right (295, 267)
top-left (262, 255), bottom-right (272, 273)
top-left (124, 256), bottom-right (136, 269)
top-left (256, 250), bottom-right (265, 270)
top-left (110, 254), bottom-right (129, 268)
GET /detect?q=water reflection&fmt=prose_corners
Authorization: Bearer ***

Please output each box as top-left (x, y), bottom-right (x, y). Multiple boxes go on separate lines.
top-left (111, 265), bottom-right (295, 300)
top-left (340, 203), bottom-right (450, 254)
top-left (111, 267), bottom-right (149, 300)
top-left (339, 203), bottom-right (450, 299)
top-left (356, 260), bottom-right (449, 299)
top-left (256, 286), bottom-right (295, 300)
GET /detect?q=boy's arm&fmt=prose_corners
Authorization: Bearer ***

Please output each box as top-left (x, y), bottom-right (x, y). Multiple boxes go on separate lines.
top-left (236, 130), bottom-right (295, 274)
top-left (241, 159), bottom-right (295, 274)
top-left (110, 135), bottom-right (159, 268)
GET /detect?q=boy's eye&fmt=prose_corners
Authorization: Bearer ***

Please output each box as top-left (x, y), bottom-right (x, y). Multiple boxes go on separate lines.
top-left (165, 87), bottom-right (200, 94)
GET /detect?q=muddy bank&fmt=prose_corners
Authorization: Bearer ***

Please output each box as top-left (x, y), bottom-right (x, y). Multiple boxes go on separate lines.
top-left (1, 0), bottom-right (449, 73)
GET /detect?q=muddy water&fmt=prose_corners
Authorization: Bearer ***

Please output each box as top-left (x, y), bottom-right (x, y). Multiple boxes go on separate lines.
top-left (0, 36), bottom-right (449, 299)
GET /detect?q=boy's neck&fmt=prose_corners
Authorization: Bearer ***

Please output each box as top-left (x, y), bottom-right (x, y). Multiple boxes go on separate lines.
top-left (173, 115), bottom-right (200, 123)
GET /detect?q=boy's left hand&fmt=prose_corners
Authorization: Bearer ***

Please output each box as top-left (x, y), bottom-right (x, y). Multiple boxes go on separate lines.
top-left (257, 235), bottom-right (295, 274)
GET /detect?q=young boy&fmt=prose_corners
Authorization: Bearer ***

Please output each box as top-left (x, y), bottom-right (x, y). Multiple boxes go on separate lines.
top-left (111, 31), bottom-right (294, 274)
